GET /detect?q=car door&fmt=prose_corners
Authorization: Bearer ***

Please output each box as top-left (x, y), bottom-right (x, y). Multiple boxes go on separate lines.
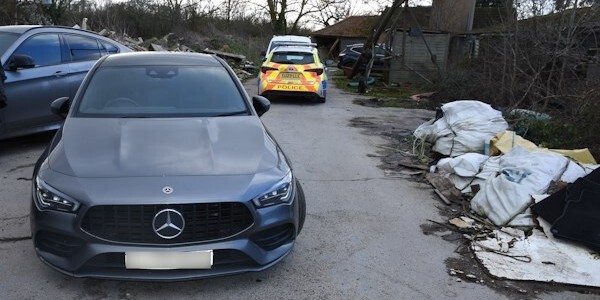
top-left (62, 34), bottom-right (104, 98)
top-left (4, 33), bottom-right (70, 133)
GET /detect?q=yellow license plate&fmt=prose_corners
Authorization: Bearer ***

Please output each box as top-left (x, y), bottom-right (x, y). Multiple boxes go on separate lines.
top-left (281, 73), bottom-right (301, 79)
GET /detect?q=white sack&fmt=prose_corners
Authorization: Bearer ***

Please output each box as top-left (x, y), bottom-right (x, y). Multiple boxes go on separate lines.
top-left (470, 147), bottom-right (569, 226)
top-left (560, 162), bottom-right (599, 183)
top-left (436, 153), bottom-right (500, 194)
top-left (414, 100), bottom-right (508, 157)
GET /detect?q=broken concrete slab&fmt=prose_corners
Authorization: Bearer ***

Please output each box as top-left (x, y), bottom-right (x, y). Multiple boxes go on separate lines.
top-left (149, 43), bottom-right (166, 51)
top-left (202, 48), bottom-right (246, 62)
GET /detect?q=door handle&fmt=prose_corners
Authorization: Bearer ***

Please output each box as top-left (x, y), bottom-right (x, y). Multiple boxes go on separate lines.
top-left (54, 71), bottom-right (67, 77)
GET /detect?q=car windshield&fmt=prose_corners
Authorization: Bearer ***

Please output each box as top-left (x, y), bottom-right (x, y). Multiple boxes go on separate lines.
top-left (76, 65), bottom-right (248, 118)
top-left (270, 52), bottom-right (314, 65)
top-left (0, 32), bottom-right (19, 55)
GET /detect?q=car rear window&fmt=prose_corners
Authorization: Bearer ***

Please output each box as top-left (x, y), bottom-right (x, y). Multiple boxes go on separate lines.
top-left (76, 65), bottom-right (248, 118)
top-left (270, 52), bottom-right (314, 65)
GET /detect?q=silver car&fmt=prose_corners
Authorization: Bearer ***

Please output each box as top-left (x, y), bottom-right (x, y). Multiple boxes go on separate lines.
top-left (0, 25), bottom-right (130, 140)
top-left (31, 52), bottom-right (306, 280)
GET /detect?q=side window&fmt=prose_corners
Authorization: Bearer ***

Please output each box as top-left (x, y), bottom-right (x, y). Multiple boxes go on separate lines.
top-left (100, 41), bottom-right (119, 54)
top-left (12, 33), bottom-right (61, 67)
top-left (64, 34), bottom-right (102, 62)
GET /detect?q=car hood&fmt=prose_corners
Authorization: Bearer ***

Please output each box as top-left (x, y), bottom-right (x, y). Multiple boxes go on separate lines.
top-left (49, 116), bottom-right (279, 178)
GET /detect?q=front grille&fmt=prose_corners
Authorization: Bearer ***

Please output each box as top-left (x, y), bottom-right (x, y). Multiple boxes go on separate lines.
top-left (80, 203), bottom-right (253, 245)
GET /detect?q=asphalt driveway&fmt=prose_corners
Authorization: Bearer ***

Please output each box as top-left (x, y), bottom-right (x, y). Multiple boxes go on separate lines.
top-left (0, 77), bottom-right (590, 299)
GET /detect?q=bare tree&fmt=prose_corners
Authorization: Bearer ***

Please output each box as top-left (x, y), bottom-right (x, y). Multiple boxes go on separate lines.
top-left (312, 0), bottom-right (357, 27)
top-left (43, 0), bottom-right (74, 24)
top-left (221, 0), bottom-right (246, 23)
top-left (259, 0), bottom-right (321, 34)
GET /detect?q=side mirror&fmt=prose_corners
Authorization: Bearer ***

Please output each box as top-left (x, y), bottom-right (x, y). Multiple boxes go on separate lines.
top-left (50, 97), bottom-right (70, 119)
top-left (260, 50), bottom-right (266, 57)
top-left (252, 95), bottom-right (270, 117)
top-left (8, 54), bottom-right (35, 70)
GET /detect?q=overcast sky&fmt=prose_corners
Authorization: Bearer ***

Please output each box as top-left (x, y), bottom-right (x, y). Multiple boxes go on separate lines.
top-left (91, 0), bottom-right (433, 29)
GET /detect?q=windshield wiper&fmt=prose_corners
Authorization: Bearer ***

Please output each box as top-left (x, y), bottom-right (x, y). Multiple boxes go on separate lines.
top-left (214, 110), bottom-right (248, 117)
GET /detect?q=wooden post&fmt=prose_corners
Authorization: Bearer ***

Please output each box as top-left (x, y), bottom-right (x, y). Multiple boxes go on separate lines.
top-left (349, 0), bottom-right (407, 80)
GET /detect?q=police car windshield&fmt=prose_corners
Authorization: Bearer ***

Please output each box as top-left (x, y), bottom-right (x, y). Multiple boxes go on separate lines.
top-left (271, 52), bottom-right (314, 65)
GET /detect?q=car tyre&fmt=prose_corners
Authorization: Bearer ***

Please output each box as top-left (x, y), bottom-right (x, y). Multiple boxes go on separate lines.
top-left (296, 180), bottom-right (306, 235)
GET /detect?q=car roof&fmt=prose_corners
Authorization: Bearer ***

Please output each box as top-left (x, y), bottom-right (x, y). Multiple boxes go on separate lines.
top-left (272, 45), bottom-right (315, 54)
top-left (271, 35), bottom-right (311, 43)
top-left (0, 25), bottom-right (113, 36)
top-left (100, 52), bottom-right (222, 67)
top-left (0, 25), bottom-right (41, 34)
top-left (346, 43), bottom-right (387, 49)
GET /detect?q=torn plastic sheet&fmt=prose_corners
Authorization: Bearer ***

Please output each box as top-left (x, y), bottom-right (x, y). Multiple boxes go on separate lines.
top-left (472, 219), bottom-right (600, 288)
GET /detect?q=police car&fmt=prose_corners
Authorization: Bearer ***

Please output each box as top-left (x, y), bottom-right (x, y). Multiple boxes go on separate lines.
top-left (258, 45), bottom-right (327, 103)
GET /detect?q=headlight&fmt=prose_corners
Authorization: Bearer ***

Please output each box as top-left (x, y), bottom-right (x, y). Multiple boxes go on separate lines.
top-left (34, 177), bottom-right (80, 212)
top-left (252, 172), bottom-right (293, 208)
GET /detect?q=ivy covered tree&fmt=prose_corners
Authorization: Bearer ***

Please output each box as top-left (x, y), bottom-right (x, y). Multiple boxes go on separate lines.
top-left (555, 0), bottom-right (600, 9)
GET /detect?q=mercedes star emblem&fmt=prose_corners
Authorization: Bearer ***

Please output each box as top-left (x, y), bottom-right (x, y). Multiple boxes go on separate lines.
top-left (152, 209), bottom-right (185, 239)
top-left (163, 186), bottom-right (173, 194)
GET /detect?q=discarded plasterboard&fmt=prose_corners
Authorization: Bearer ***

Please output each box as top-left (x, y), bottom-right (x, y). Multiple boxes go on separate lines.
top-left (491, 130), bottom-right (597, 164)
top-left (472, 220), bottom-right (600, 288)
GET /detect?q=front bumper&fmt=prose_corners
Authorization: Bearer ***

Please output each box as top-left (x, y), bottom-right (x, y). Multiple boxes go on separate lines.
top-left (30, 189), bottom-right (301, 281)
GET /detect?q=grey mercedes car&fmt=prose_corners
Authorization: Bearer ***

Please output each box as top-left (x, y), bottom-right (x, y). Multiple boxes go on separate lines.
top-left (31, 52), bottom-right (306, 280)
top-left (0, 25), bottom-right (130, 140)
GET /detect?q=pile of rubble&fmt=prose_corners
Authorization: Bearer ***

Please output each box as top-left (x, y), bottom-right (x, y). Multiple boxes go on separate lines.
top-left (413, 100), bottom-right (600, 288)
top-left (96, 28), bottom-right (257, 81)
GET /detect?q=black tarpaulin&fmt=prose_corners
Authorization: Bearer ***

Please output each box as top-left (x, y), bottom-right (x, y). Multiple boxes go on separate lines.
top-left (532, 167), bottom-right (600, 252)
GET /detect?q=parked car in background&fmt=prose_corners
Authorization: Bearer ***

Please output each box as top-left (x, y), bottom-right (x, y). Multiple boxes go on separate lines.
top-left (0, 25), bottom-right (130, 140)
top-left (337, 43), bottom-right (392, 70)
top-left (262, 35), bottom-right (313, 60)
top-left (31, 52), bottom-right (306, 280)
top-left (259, 45), bottom-right (327, 103)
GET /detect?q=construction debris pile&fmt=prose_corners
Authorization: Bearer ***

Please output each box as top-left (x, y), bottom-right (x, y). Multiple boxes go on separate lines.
top-left (414, 100), bottom-right (600, 288)
top-left (96, 29), bottom-right (257, 81)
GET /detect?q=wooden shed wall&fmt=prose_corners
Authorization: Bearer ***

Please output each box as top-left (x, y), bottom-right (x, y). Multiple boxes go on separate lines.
top-left (389, 32), bottom-right (450, 83)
